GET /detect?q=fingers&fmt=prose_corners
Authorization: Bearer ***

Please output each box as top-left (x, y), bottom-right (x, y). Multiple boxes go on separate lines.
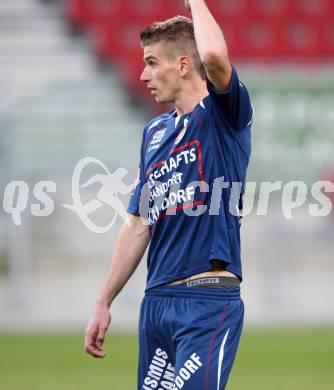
top-left (96, 326), bottom-right (106, 348)
top-left (85, 339), bottom-right (106, 358)
top-left (85, 326), bottom-right (107, 358)
top-left (85, 343), bottom-right (106, 358)
top-left (84, 307), bottom-right (111, 358)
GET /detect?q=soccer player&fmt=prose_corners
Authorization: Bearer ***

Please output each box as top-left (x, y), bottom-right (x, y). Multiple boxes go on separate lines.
top-left (85, 1), bottom-right (253, 389)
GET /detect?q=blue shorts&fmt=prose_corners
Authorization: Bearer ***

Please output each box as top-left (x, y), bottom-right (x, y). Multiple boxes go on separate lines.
top-left (138, 285), bottom-right (244, 390)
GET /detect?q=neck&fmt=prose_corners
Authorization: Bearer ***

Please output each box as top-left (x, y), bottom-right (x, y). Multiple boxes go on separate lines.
top-left (174, 78), bottom-right (208, 116)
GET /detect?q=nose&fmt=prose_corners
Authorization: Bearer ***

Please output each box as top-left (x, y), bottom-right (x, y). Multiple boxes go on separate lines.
top-left (140, 66), bottom-right (150, 83)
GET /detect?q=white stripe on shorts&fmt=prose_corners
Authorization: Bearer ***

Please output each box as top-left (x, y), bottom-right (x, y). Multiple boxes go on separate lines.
top-left (217, 328), bottom-right (230, 390)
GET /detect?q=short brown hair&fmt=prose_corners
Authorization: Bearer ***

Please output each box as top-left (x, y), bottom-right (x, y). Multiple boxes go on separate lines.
top-left (140, 16), bottom-right (206, 80)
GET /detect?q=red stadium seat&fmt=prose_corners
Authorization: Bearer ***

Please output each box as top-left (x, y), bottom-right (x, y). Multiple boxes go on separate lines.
top-left (324, 23), bottom-right (334, 52)
top-left (65, 0), bottom-right (186, 26)
top-left (252, 0), bottom-right (291, 17)
top-left (61, 0), bottom-right (334, 100)
top-left (215, 0), bottom-right (249, 17)
top-left (90, 17), bottom-right (152, 61)
top-left (293, 0), bottom-right (333, 17)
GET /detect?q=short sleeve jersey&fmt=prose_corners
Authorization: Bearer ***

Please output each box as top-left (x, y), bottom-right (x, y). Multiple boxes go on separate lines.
top-left (128, 65), bottom-right (253, 289)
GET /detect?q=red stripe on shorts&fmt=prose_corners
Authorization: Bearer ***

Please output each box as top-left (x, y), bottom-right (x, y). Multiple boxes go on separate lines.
top-left (205, 305), bottom-right (228, 390)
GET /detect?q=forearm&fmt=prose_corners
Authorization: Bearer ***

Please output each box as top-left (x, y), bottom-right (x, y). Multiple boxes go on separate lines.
top-left (97, 215), bottom-right (150, 307)
top-left (188, 0), bottom-right (228, 60)
top-left (188, 0), bottom-right (231, 90)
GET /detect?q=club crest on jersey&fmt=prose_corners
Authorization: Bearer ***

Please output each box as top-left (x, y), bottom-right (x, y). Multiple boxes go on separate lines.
top-left (148, 128), bottom-right (166, 152)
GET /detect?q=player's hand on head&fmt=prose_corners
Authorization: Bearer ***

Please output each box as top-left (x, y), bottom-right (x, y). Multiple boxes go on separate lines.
top-left (84, 303), bottom-right (111, 358)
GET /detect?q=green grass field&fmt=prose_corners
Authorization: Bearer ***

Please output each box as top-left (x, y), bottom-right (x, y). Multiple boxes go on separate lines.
top-left (0, 328), bottom-right (333, 389)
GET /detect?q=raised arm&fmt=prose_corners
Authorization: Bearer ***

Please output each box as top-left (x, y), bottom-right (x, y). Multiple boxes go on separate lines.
top-left (186, 0), bottom-right (232, 92)
top-left (84, 214), bottom-right (150, 358)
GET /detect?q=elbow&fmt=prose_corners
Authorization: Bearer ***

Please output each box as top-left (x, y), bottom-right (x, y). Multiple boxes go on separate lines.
top-left (201, 50), bottom-right (229, 69)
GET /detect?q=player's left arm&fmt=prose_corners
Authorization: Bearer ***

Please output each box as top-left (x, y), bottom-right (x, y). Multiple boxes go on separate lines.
top-left (186, 0), bottom-right (231, 92)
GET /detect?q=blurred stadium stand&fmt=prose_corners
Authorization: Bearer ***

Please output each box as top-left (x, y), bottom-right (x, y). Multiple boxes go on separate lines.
top-left (61, 0), bottom-right (334, 102)
top-left (0, 0), bottom-right (146, 329)
top-left (0, 0), bottom-right (333, 330)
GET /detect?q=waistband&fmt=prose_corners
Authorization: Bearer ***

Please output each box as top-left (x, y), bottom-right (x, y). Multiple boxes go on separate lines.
top-left (145, 284), bottom-right (241, 300)
top-left (180, 276), bottom-right (240, 288)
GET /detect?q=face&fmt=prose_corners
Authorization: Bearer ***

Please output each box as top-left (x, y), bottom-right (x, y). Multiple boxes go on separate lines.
top-left (140, 42), bottom-right (182, 104)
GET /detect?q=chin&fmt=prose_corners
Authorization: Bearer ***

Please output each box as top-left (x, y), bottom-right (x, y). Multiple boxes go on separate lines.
top-left (156, 96), bottom-right (172, 105)
top-left (155, 97), bottom-right (165, 104)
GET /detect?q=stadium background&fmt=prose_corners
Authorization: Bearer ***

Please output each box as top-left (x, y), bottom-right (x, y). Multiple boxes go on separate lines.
top-left (0, 0), bottom-right (333, 389)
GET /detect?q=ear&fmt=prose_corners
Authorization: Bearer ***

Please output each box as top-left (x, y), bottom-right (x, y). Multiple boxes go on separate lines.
top-left (179, 55), bottom-right (193, 78)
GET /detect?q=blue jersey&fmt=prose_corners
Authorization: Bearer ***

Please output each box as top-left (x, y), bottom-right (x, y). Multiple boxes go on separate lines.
top-left (127, 65), bottom-right (253, 290)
